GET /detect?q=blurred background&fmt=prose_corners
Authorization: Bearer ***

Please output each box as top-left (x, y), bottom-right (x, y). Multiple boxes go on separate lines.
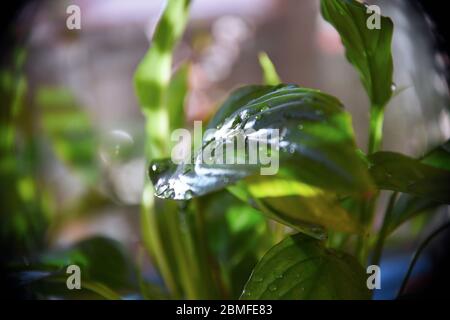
top-left (1, 0), bottom-right (449, 299)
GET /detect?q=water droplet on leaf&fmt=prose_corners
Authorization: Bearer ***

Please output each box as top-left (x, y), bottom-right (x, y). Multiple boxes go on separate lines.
top-left (254, 276), bottom-right (264, 283)
top-left (269, 284), bottom-right (277, 292)
top-left (391, 83), bottom-right (397, 92)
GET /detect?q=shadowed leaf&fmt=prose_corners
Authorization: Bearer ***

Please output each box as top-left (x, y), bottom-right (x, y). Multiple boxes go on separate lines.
top-left (241, 233), bottom-right (370, 300)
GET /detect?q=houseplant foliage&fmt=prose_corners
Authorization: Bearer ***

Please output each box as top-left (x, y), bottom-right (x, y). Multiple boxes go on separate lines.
top-left (137, 0), bottom-right (450, 300)
top-left (5, 0), bottom-right (449, 300)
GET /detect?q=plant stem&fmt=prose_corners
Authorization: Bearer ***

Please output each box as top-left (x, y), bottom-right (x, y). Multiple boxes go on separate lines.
top-left (357, 105), bottom-right (385, 265)
top-left (397, 221), bottom-right (450, 298)
top-left (192, 198), bottom-right (224, 298)
top-left (144, 109), bottom-right (170, 159)
top-left (165, 205), bottom-right (200, 299)
top-left (371, 192), bottom-right (398, 268)
top-left (141, 184), bottom-right (179, 297)
top-left (368, 106), bottom-right (385, 154)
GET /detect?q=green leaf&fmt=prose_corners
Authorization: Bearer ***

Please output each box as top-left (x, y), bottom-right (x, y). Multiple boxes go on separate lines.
top-left (384, 140), bottom-right (450, 234)
top-left (421, 139), bottom-right (450, 171)
top-left (149, 84), bottom-right (373, 201)
top-left (37, 87), bottom-right (98, 183)
top-left (228, 176), bottom-right (363, 240)
top-left (134, 0), bottom-right (191, 111)
top-left (206, 85), bottom-right (274, 131)
top-left (149, 84), bottom-right (373, 237)
top-left (17, 236), bottom-right (135, 299)
top-left (258, 52), bottom-right (281, 85)
top-left (386, 194), bottom-right (440, 235)
top-left (1, 57), bottom-right (52, 253)
top-left (41, 236), bottom-right (133, 289)
top-left (167, 63), bottom-right (189, 132)
top-left (320, 0), bottom-right (394, 108)
top-left (201, 190), bottom-right (273, 298)
top-left (134, 0), bottom-right (191, 159)
top-left (241, 233), bottom-right (370, 300)
top-left (368, 151), bottom-right (450, 204)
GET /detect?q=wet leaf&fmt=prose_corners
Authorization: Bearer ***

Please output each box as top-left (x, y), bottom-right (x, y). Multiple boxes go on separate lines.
top-left (206, 85), bottom-right (274, 131)
top-left (241, 233), bottom-right (370, 300)
top-left (149, 84), bottom-right (373, 201)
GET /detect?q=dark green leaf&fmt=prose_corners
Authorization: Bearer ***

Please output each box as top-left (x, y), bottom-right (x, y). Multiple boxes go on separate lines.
top-left (149, 84), bottom-right (373, 201)
top-left (321, 0), bottom-right (394, 108)
top-left (45, 237), bottom-right (132, 288)
top-left (368, 151), bottom-right (450, 204)
top-left (241, 233), bottom-right (370, 300)
top-left (206, 85), bottom-right (274, 131)
top-left (421, 139), bottom-right (450, 171)
top-left (386, 194), bottom-right (440, 235)
top-left (18, 236), bottom-right (135, 298)
top-left (384, 140), bottom-right (450, 233)
top-left (201, 190), bottom-right (273, 298)
top-left (150, 84), bottom-right (373, 236)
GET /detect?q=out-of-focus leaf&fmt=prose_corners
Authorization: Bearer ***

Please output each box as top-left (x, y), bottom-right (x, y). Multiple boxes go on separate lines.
top-left (19, 236), bottom-right (135, 299)
top-left (1, 60), bottom-right (49, 253)
top-left (241, 233), bottom-right (370, 300)
top-left (134, 0), bottom-right (191, 110)
top-left (37, 87), bottom-right (98, 183)
top-left (167, 63), bottom-right (189, 132)
top-left (149, 84), bottom-right (373, 200)
top-left (139, 280), bottom-right (170, 300)
top-left (134, 0), bottom-right (191, 159)
top-left (201, 190), bottom-right (273, 298)
top-left (320, 0), bottom-right (394, 109)
top-left (368, 151), bottom-right (450, 204)
top-left (258, 52), bottom-right (281, 85)
top-left (41, 236), bottom-right (133, 289)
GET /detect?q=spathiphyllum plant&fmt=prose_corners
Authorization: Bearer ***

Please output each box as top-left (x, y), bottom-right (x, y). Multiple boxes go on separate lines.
top-left (133, 0), bottom-right (450, 300)
top-left (5, 0), bottom-right (449, 301)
